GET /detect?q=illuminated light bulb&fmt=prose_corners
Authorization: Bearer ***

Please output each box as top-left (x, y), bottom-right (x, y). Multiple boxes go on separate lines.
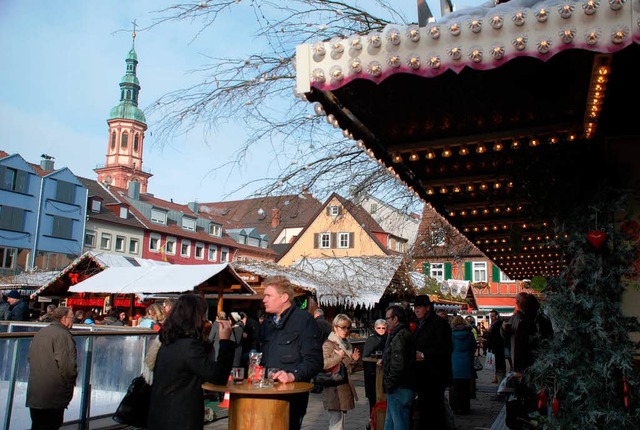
top-left (453, 185), bottom-right (461, 193)
top-left (471, 209), bottom-right (478, 215)
top-left (494, 182), bottom-right (502, 189)
top-left (529, 138), bottom-right (540, 147)
top-left (392, 153), bottom-right (402, 163)
top-left (426, 150), bottom-right (436, 160)
top-left (460, 210), bottom-right (467, 216)
top-left (449, 211), bottom-right (456, 217)
top-left (466, 184), bottom-right (475, 192)
top-left (326, 114), bottom-right (335, 124)
top-left (439, 186), bottom-right (448, 194)
top-left (459, 145), bottom-right (469, 155)
top-left (409, 152), bottom-right (419, 161)
top-left (356, 140), bottom-right (365, 148)
top-left (476, 143), bottom-right (487, 154)
top-left (549, 137), bottom-right (558, 144)
top-left (442, 146), bottom-right (452, 157)
top-left (483, 208), bottom-right (489, 214)
top-left (493, 141), bottom-right (504, 151)
top-left (479, 183), bottom-right (488, 190)
top-left (511, 139), bottom-right (521, 149)
top-left (426, 187), bottom-right (435, 195)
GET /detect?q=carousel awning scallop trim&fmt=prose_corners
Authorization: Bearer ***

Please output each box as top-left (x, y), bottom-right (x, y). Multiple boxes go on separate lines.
top-left (292, 256), bottom-right (405, 309)
top-left (295, 0), bottom-right (637, 94)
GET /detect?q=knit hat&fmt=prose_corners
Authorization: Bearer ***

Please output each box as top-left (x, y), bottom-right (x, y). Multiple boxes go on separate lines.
top-left (7, 290), bottom-right (20, 299)
top-left (414, 295), bottom-right (431, 307)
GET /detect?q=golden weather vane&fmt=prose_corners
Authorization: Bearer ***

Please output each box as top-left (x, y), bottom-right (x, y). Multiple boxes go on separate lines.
top-left (131, 19), bottom-right (137, 40)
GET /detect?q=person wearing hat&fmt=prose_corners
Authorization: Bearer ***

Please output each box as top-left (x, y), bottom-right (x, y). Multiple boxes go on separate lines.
top-left (7, 290), bottom-right (29, 321)
top-left (413, 294), bottom-right (453, 430)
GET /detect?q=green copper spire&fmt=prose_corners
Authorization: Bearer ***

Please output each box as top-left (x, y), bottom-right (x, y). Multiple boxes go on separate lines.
top-left (109, 29), bottom-right (146, 123)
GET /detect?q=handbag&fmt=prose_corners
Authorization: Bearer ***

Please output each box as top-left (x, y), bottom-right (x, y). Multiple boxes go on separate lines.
top-left (474, 355), bottom-right (484, 371)
top-left (314, 361), bottom-right (348, 387)
top-left (113, 375), bottom-right (152, 428)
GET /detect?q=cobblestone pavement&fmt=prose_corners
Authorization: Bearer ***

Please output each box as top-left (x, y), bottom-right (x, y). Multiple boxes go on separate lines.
top-left (204, 358), bottom-right (507, 430)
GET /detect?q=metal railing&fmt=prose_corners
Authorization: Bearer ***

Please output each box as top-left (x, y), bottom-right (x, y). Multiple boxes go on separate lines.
top-left (0, 322), bottom-right (156, 430)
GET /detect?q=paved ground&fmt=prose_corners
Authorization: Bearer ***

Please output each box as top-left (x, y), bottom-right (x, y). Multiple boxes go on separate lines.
top-left (204, 359), bottom-right (508, 430)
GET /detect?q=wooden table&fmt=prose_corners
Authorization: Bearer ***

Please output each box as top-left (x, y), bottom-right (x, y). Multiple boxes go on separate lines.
top-left (202, 380), bottom-right (313, 430)
top-left (362, 357), bottom-right (385, 430)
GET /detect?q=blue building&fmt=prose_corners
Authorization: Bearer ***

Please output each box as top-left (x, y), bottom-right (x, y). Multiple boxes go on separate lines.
top-left (0, 152), bottom-right (88, 275)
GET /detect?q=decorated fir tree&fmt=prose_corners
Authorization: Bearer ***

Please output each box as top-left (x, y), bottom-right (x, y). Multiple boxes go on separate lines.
top-left (526, 190), bottom-right (640, 429)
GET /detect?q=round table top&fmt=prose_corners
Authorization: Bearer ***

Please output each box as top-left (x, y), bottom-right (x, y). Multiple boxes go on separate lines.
top-left (203, 380), bottom-right (313, 396)
top-left (362, 357), bottom-right (381, 363)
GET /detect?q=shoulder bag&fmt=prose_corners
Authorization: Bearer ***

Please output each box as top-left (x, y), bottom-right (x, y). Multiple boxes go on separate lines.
top-left (314, 361), bottom-right (348, 387)
top-left (112, 375), bottom-right (152, 428)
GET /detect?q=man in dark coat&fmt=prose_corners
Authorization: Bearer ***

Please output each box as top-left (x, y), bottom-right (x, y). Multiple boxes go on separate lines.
top-left (7, 290), bottom-right (29, 321)
top-left (26, 306), bottom-right (77, 430)
top-left (261, 276), bottom-right (323, 430)
top-left (486, 309), bottom-right (506, 384)
top-left (413, 294), bottom-right (453, 430)
top-left (314, 308), bottom-right (333, 342)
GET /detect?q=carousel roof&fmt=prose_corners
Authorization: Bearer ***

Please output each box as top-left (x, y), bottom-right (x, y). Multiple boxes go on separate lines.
top-left (295, 0), bottom-right (640, 280)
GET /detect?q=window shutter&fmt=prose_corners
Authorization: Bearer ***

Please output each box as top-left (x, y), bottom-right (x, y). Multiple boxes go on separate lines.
top-left (326, 207), bottom-right (331, 216)
top-left (331, 233), bottom-right (337, 249)
top-left (444, 262), bottom-right (452, 279)
top-left (314, 233), bottom-right (319, 249)
top-left (422, 262), bottom-right (430, 274)
top-left (16, 170), bottom-right (28, 193)
top-left (492, 265), bottom-right (501, 282)
top-left (464, 262), bottom-right (473, 280)
top-left (349, 232), bottom-right (354, 248)
top-left (0, 166), bottom-right (5, 189)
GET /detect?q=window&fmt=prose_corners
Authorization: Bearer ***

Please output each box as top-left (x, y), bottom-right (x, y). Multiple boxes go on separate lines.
top-left (119, 207), bottom-right (128, 219)
top-left (430, 263), bottom-right (445, 281)
top-left (208, 245), bottom-right (218, 261)
top-left (52, 216), bottom-right (73, 239)
top-left (208, 223), bottom-right (222, 237)
top-left (181, 240), bottom-right (191, 257)
top-left (149, 233), bottom-right (161, 252)
top-left (430, 227), bottom-right (446, 247)
top-left (55, 180), bottom-right (76, 204)
top-left (111, 132), bottom-right (116, 149)
top-left (129, 238), bottom-right (139, 254)
top-left (195, 242), bottom-right (204, 260)
top-left (329, 205), bottom-right (340, 216)
top-left (0, 206), bottom-right (24, 231)
top-left (165, 237), bottom-right (176, 255)
top-left (0, 247), bottom-right (17, 269)
top-left (100, 233), bottom-right (111, 250)
top-left (182, 217), bottom-right (196, 231)
top-left (115, 236), bottom-right (126, 252)
top-left (220, 247), bottom-right (229, 262)
top-left (150, 209), bottom-right (167, 225)
top-left (134, 134), bottom-right (139, 152)
top-left (473, 262), bottom-right (488, 282)
top-left (370, 203), bottom-right (378, 214)
top-left (121, 131), bottom-right (128, 148)
top-left (90, 199), bottom-right (101, 212)
top-left (320, 232), bottom-right (330, 248)
top-left (338, 232), bottom-right (350, 248)
top-left (0, 167), bottom-right (28, 193)
top-left (85, 230), bottom-right (96, 247)
top-left (500, 271), bottom-right (512, 282)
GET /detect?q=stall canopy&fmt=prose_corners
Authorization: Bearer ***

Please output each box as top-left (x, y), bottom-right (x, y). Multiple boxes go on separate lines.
top-left (1, 271), bottom-right (58, 297)
top-left (68, 263), bottom-right (254, 297)
top-left (295, 0), bottom-right (639, 281)
top-left (231, 260), bottom-right (327, 298)
top-left (293, 255), bottom-right (410, 309)
top-left (31, 251), bottom-right (170, 299)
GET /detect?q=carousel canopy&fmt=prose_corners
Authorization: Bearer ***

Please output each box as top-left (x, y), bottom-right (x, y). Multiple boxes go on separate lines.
top-left (295, 0), bottom-right (640, 280)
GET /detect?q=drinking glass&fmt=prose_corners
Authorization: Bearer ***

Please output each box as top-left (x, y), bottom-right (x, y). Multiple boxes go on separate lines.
top-left (252, 365), bottom-right (265, 386)
top-left (231, 367), bottom-right (245, 384)
top-left (267, 368), bottom-right (280, 384)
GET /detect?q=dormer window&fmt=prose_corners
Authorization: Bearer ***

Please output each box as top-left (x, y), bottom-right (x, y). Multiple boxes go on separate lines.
top-left (182, 216), bottom-right (196, 232)
top-left (208, 223), bottom-right (222, 237)
top-left (119, 207), bottom-right (128, 219)
top-left (329, 205), bottom-right (340, 216)
top-left (150, 208), bottom-right (167, 225)
top-left (90, 199), bottom-right (101, 213)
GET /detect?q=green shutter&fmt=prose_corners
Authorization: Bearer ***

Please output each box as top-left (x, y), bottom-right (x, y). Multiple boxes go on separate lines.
top-left (464, 262), bottom-right (472, 281)
top-left (444, 262), bottom-right (452, 279)
top-left (422, 262), bottom-right (430, 274)
top-left (492, 265), bottom-right (501, 282)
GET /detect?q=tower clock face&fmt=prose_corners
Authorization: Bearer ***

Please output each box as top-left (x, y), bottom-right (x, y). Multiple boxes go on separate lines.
top-left (104, 175), bottom-right (113, 185)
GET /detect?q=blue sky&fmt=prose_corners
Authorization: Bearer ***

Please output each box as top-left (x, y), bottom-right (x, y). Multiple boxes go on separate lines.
top-left (0, 0), bottom-right (475, 204)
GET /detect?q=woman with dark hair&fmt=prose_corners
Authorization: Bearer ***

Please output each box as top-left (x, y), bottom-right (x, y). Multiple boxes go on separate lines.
top-left (147, 294), bottom-right (234, 430)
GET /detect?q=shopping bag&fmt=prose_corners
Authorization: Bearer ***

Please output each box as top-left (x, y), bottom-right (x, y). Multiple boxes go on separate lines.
top-left (113, 375), bottom-right (152, 428)
top-left (484, 351), bottom-right (495, 371)
top-left (474, 355), bottom-right (484, 371)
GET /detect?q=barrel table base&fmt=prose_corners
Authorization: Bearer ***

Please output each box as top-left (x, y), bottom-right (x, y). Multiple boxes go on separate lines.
top-left (228, 394), bottom-right (289, 430)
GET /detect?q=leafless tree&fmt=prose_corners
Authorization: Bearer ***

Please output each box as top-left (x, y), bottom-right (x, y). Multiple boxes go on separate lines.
top-left (141, 0), bottom-right (421, 215)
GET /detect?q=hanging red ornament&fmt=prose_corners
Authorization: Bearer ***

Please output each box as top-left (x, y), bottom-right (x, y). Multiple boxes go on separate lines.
top-left (537, 388), bottom-right (548, 411)
top-left (587, 230), bottom-right (608, 249)
top-left (623, 376), bottom-right (630, 409)
top-left (552, 397), bottom-right (560, 416)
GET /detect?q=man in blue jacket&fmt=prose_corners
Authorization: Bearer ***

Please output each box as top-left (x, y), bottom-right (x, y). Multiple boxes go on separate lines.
top-left (7, 290), bottom-right (29, 321)
top-left (261, 276), bottom-right (323, 430)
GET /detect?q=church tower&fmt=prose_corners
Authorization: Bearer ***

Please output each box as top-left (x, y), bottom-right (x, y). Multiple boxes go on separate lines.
top-left (95, 30), bottom-right (152, 193)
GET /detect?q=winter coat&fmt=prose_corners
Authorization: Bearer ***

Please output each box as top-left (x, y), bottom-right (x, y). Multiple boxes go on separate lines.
top-left (26, 320), bottom-right (78, 409)
top-left (9, 299), bottom-right (29, 321)
top-left (451, 326), bottom-right (476, 380)
top-left (315, 315), bottom-right (333, 342)
top-left (362, 331), bottom-right (386, 400)
top-left (486, 318), bottom-right (504, 353)
top-left (382, 322), bottom-right (416, 393)
top-left (414, 311), bottom-right (453, 389)
top-left (147, 338), bottom-right (234, 430)
top-left (260, 305), bottom-right (323, 382)
top-left (230, 322), bottom-right (244, 367)
top-left (102, 316), bottom-right (125, 326)
top-left (321, 332), bottom-right (358, 411)
top-left (0, 300), bottom-right (11, 320)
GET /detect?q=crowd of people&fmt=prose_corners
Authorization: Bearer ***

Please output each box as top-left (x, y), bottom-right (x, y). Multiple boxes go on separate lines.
top-left (16, 282), bottom-right (551, 430)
